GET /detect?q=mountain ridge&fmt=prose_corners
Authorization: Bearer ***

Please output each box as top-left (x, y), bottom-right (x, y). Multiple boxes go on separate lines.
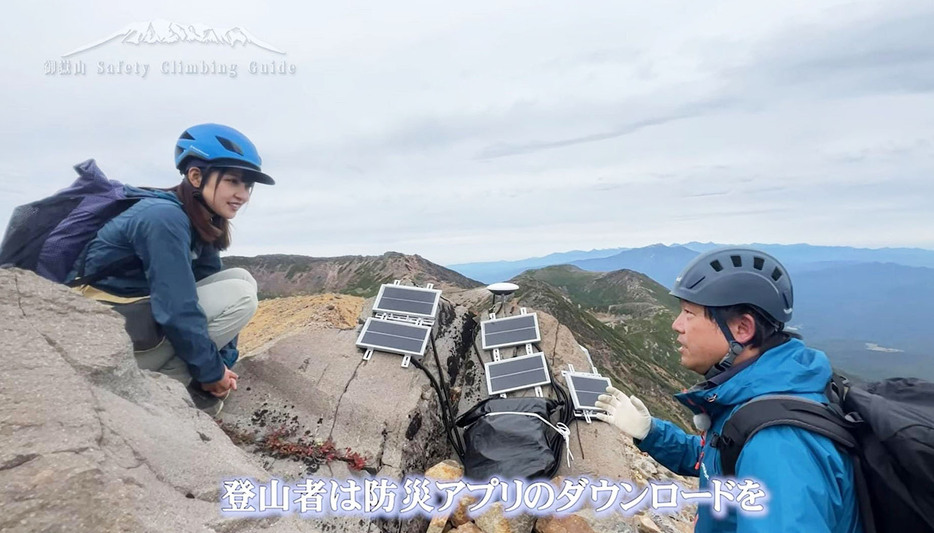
top-left (224, 251), bottom-right (482, 299)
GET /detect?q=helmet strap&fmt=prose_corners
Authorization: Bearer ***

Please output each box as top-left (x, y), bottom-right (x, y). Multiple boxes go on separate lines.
top-left (704, 308), bottom-right (745, 381)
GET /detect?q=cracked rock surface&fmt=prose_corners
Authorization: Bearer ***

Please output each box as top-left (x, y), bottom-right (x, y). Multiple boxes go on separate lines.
top-left (0, 269), bottom-right (322, 533)
top-left (217, 295), bottom-right (477, 533)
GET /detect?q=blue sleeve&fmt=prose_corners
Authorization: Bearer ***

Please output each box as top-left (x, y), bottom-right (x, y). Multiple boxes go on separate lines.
top-left (125, 203), bottom-right (226, 384)
top-left (734, 426), bottom-right (847, 533)
top-left (635, 418), bottom-right (702, 477)
top-left (192, 243), bottom-right (222, 282)
top-left (219, 336), bottom-right (239, 368)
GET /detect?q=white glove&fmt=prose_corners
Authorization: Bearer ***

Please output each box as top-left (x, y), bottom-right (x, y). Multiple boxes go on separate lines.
top-left (593, 386), bottom-right (652, 440)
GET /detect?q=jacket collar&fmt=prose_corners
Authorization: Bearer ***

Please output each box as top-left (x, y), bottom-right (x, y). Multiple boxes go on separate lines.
top-left (674, 338), bottom-right (832, 418)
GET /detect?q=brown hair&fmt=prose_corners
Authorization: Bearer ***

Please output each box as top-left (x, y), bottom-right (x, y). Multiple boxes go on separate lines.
top-left (162, 169), bottom-right (232, 251)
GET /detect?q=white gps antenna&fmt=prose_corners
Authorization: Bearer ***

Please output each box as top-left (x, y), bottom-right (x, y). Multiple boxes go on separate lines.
top-left (486, 282), bottom-right (519, 318)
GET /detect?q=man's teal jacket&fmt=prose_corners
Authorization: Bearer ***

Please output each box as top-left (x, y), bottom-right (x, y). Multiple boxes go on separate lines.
top-left (637, 338), bottom-right (863, 533)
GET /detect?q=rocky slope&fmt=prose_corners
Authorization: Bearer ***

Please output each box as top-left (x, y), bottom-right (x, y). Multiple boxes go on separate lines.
top-left (224, 252), bottom-right (483, 299)
top-left (0, 268), bottom-right (323, 533)
top-left (1, 253), bottom-right (705, 533)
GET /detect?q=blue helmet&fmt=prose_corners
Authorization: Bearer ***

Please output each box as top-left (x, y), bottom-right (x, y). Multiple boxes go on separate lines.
top-left (174, 123), bottom-right (275, 185)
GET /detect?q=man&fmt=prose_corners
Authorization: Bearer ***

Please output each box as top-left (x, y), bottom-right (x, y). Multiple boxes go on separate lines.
top-left (594, 247), bottom-right (862, 532)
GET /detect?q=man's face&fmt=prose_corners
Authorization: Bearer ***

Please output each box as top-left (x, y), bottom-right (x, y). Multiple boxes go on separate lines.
top-left (671, 300), bottom-right (729, 375)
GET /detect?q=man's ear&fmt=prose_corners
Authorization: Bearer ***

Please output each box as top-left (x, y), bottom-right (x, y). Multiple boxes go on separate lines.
top-left (186, 167), bottom-right (202, 188)
top-left (730, 313), bottom-right (757, 344)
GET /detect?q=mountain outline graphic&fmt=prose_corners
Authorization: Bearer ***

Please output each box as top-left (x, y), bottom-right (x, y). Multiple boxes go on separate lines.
top-left (63, 20), bottom-right (286, 57)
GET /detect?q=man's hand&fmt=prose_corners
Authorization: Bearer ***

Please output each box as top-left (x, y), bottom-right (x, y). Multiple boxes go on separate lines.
top-left (201, 368), bottom-right (239, 398)
top-left (593, 385), bottom-right (652, 440)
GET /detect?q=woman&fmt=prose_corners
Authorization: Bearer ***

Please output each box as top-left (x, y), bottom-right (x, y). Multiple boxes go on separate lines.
top-left (69, 123), bottom-right (274, 414)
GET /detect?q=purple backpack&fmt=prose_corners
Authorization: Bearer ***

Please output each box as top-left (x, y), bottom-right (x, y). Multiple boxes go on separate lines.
top-left (0, 159), bottom-right (138, 283)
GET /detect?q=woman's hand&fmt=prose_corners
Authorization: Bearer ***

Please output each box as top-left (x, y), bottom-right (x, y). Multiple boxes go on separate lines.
top-left (202, 368), bottom-right (239, 398)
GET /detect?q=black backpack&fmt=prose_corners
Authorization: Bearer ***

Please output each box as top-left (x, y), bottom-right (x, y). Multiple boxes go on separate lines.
top-left (715, 375), bottom-right (934, 533)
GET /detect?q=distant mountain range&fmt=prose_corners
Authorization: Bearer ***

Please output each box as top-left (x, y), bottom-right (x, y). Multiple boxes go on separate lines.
top-left (570, 244), bottom-right (699, 288)
top-left (448, 243), bottom-right (934, 381)
top-left (447, 247), bottom-right (628, 284)
top-left (451, 242), bottom-right (934, 285)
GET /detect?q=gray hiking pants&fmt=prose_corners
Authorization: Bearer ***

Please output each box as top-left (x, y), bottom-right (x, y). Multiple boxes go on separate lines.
top-left (134, 267), bottom-right (258, 384)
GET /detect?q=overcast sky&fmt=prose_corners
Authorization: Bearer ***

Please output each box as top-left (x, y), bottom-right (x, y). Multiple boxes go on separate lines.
top-left (1, 0), bottom-right (932, 265)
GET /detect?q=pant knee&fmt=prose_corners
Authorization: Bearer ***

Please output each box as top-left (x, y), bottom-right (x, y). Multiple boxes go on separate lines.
top-left (225, 268), bottom-right (257, 290)
top-left (228, 279), bottom-right (258, 324)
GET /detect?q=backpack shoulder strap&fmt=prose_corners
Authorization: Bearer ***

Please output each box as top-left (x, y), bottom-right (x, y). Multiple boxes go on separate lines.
top-left (717, 395), bottom-right (858, 476)
top-left (66, 254), bottom-right (142, 288)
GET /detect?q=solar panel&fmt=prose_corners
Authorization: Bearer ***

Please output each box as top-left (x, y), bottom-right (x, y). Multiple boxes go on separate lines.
top-left (373, 284), bottom-right (442, 319)
top-left (480, 314), bottom-right (541, 350)
top-left (485, 352), bottom-right (551, 395)
top-left (356, 317), bottom-right (431, 356)
top-left (564, 372), bottom-right (611, 411)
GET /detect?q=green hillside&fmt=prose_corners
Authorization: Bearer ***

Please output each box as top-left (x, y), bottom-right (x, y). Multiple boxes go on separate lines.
top-left (513, 267), bottom-right (696, 430)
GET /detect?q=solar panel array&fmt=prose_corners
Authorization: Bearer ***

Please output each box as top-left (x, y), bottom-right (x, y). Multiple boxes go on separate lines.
top-left (564, 373), bottom-right (611, 412)
top-left (373, 285), bottom-right (441, 319)
top-left (356, 317), bottom-right (431, 356)
top-left (485, 352), bottom-right (551, 395)
top-left (480, 314), bottom-right (541, 350)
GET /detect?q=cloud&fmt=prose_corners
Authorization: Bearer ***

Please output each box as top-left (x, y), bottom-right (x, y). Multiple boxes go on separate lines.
top-left (2, 0), bottom-right (934, 264)
top-left (723, 1), bottom-right (934, 99)
top-left (473, 97), bottom-right (738, 159)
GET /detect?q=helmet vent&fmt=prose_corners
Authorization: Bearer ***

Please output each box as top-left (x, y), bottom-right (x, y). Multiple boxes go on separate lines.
top-left (753, 257), bottom-right (765, 270)
top-left (687, 276), bottom-right (706, 289)
top-left (731, 255), bottom-right (742, 267)
top-left (771, 268), bottom-right (783, 281)
top-left (180, 131), bottom-right (195, 140)
top-left (174, 146), bottom-right (184, 158)
top-left (216, 137), bottom-right (244, 156)
top-left (709, 260), bottom-right (723, 272)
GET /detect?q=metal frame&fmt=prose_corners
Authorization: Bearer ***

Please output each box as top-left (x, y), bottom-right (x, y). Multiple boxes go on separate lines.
top-left (563, 370), bottom-right (611, 412)
top-left (484, 351), bottom-right (552, 396)
top-left (480, 313), bottom-right (542, 350)
top-left (372, 283), bottom-right (442, 320)
top-left (355, 317), bottom-right (432, 357)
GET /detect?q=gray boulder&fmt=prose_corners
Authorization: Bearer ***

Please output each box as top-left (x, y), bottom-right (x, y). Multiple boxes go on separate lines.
top-left (0, 269), bottom-right (321, 533)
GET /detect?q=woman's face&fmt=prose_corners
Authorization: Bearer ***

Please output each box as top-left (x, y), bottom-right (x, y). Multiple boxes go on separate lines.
top-left (200, 169), bottom-right (253, 219)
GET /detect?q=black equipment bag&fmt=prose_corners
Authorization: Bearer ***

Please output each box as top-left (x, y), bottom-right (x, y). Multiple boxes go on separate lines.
top-left (455, 396), bottom-right (566, 481)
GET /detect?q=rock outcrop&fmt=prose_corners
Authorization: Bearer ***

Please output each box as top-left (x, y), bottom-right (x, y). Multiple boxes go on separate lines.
top-left (1, 269), bottom-right (699, 533)
top-left (0, 269), bottom-right (322, 532)
top-left (217, 292), bottom-right (477, 533)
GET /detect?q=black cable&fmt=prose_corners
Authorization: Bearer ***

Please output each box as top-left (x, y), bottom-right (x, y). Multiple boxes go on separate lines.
top-left (386, 291), bottom-right (465, 460)
top-left (429, 332), bottom-right (451, 407)
top-left (410, 357), bottom-right (466, 462)
top-left (428, 332), bottom-right (467, 455)
top-left (471, 329), bottom-right (486, 369)
top-left (412, 357), bottom-right (463, 459)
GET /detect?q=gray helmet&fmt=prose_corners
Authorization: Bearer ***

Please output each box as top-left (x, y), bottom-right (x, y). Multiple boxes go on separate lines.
top-left (670, 247), bottom-right (793, 324)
